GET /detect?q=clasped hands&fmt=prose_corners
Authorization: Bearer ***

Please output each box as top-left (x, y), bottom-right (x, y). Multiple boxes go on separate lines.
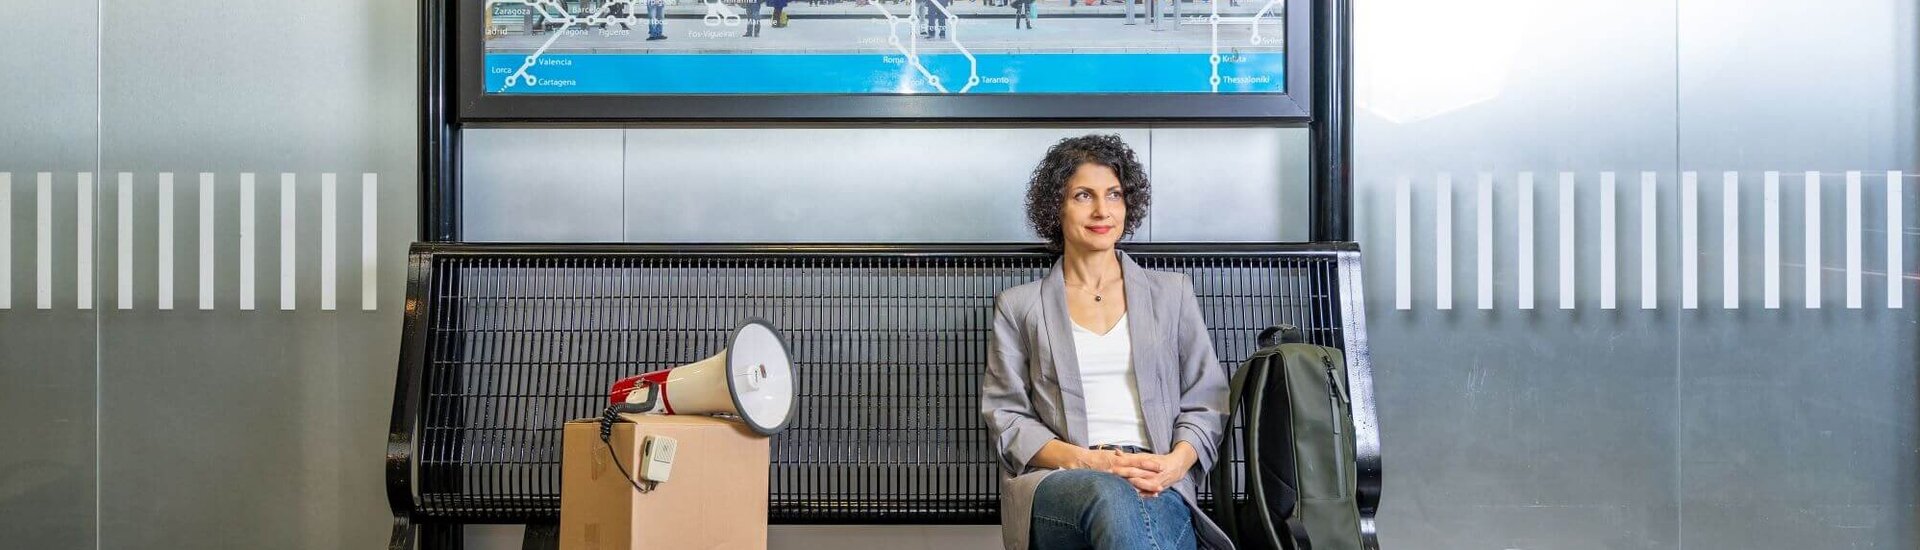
top-left (1072, 443), bottom-right (1197, 498)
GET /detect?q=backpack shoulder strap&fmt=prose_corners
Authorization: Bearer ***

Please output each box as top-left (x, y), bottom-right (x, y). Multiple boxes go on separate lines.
top-left (1214, 348), bottom-right (1267, 543)
top-left (1243, 363), bottom-right (1292, 549)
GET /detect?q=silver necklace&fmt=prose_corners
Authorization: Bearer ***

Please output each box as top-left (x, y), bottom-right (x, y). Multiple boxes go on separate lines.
top-left (1071, 277), bottom-right (1118, 302)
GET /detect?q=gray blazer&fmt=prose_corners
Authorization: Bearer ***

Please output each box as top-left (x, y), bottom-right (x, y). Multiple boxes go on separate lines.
top-left (981, 250), bottom-right (1234, 550)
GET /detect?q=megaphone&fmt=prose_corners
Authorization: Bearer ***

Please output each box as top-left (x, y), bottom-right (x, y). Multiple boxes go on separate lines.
top-left (606, 321), bottom-right (796, 436)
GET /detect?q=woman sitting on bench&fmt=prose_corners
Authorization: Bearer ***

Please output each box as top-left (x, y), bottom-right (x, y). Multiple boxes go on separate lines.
top-left (981, 134), bottom-right (1233, 550)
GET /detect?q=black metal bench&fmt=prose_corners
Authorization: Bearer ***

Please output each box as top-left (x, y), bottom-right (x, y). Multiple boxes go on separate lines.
top-left (385, 242), bottom-right (1380, 549)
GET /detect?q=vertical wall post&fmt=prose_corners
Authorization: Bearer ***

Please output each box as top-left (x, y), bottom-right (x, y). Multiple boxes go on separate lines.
top-left (1309, 0), bottom-right (1352, 242)
top-left (421, 0), bottom-right (461, 242)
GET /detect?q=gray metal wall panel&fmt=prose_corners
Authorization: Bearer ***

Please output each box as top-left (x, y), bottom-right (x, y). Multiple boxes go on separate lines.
top-left (1675, 0), bottom-right (1918, 171)
top-left (619, 127), bottom-right (1154, 243)
top-left (0, 7), bottom-right (97, 171)
top-left (461, 127), bottom-right (1305, 244)
top-left (1149, 127), bottom-right (1310, 242)
top-left (464, 128), bottom-right (627, 242)
top-left (1676, 2), bottom-right (1920, 547)
top-left (0, 0), bottom-right (100, 548)
top-left (0, 179), bottom-right (99, 550)
top-left (1353, 0), bottom-right (1685, 548)
top-left (94, 1), bottom-right (418, 549)
top-left (1358, 1), bottom-right (1919, 549)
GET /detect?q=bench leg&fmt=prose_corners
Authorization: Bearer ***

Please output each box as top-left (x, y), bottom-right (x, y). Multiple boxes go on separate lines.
top-left (522, 522), bottom-right (560, 550)
top-left (389, 516), bottom-right (415, 550)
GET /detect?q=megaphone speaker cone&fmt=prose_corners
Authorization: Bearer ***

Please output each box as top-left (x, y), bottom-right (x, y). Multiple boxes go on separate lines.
top-left (726, 321), bottom-right (795, 435)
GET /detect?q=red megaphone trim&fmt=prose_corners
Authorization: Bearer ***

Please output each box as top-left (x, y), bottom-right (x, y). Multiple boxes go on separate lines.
top-left (608, 370), bottom-right (676, 414)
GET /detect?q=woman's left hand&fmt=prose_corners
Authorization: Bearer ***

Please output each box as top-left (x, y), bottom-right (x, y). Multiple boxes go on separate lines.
top-left (1121, 443), bottom-right (1199, 497)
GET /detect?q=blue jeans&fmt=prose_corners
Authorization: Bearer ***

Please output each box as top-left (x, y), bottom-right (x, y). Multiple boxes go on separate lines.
top-left (647, 3), bottom-right (665, 38)
top-left (1031, 469), bottom-right (1197, 550)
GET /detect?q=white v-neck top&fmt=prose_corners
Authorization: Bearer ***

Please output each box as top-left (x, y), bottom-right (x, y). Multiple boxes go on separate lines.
top-left (1070, 313), bottom-right (1150, 448)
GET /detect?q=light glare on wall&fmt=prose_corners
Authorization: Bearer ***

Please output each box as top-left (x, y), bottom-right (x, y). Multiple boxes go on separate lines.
top-left (1356, 0), bottom-right (1532, 124)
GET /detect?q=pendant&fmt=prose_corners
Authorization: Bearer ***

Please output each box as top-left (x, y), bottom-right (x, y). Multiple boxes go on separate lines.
top-left (1094, 295), bottom-right (1103, 302)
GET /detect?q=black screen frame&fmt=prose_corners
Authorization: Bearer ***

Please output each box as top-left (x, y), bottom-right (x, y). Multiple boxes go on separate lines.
top-left (420, 0), bottom-right (1349, 243)
top-left (449, 0), bottom-right (1315, 122)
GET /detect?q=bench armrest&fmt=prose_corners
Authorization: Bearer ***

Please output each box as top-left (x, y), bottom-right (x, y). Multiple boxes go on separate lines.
top-left (387, 248), bottom-right (435, 519)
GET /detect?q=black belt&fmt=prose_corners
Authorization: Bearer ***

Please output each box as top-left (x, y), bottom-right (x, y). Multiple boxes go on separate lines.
top-left (1088, 444), bottom-right (1148, 453)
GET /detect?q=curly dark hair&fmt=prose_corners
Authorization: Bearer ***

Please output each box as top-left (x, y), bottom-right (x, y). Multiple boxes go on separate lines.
top-left (1024, 134), bottom-right (1152, 251)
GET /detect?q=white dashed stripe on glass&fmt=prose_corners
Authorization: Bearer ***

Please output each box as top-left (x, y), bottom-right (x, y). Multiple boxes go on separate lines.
top-left (1477, 173), bottom-right (1492, 310)
top-left (1517, 172), bottom-right (1535, 310)
top-left (1435, 174), bottom-right (1453, 311)
top-left (1394, 177), bottom-right (1410, 310)
top-left (1764, 172), bottom-right (1781, 309)
top-left (280, 173), bottom-right (296, 311)
top-left (241, 173), bottom-right (256, 311)
top-left (36, 173), bottom-right (50, 310)
top-left (1722, 172), bottom-right (1738, 309)
top-left (1599, 172), bottom-right (1616, 310)
top-left (1805, 171), bottom-right (1822, 309)
top-left (321, 173), bottom-right (337, 311)
top-left (117, 172), bottom-right (134, 309)
top-left (1681, 172), bottom-right (1698, 310)
top-left (118, 173), bottom-right (133, 310)
top-left (1640, 172), bottom-right (1657, 310)
top-left (77, 173), bottom-right (91, 311)
top-left (1846, 171), bottom-right (1862, 309)
top-left (1558, 172), bottom-right (1574, 310)
top-left (1890, 171), bottom-right (1905, 309)
top-left (199, 173), bottom-right (214, 311)
top-left (0, 173), bottom-right (9, 310)
top-left (159, 173), bottom-right (175, 310)
top-left (362, 173), bottom-right (378, 311)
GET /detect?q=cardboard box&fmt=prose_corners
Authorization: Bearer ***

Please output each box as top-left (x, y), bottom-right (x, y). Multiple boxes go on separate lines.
top-left (562, 414), bottom-right (770, 550)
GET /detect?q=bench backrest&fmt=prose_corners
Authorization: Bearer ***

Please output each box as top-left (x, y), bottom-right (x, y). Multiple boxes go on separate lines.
top-left (386, 243), bottom-right (1378, 526)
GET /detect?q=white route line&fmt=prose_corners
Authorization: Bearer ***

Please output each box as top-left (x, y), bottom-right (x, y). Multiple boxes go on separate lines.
top-left (1202, 0), bottom-right (1280, 92)
top-left (494, 0), bottom-right (647, 91)
top-left (1247, 0), bottom-right (1282, 45)
top-left (871, 2), bottom-right (978, 94)
top-left (1207, 0), bottom-right (1220, 92)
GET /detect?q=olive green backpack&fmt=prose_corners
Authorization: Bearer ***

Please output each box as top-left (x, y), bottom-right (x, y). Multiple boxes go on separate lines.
top-left (1211, 325), bottom-right (1364, 550)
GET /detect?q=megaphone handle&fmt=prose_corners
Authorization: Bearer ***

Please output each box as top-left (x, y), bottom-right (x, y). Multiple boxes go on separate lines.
top-left (624, 382), bottom-right (659, 414)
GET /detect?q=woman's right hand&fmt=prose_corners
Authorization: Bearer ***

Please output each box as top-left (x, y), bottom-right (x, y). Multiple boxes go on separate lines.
top-left (1073, 447), bottom-right (1164, 481)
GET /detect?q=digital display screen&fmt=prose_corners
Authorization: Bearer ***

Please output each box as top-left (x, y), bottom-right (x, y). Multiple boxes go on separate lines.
top-left (482, 0), bottom-right (1284, 95)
